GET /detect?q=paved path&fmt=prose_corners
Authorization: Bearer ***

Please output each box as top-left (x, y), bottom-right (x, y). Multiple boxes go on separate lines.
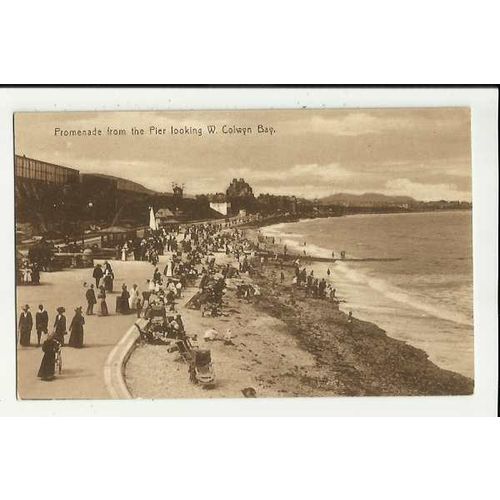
top-left (17, 259), bottom-right (153, 399)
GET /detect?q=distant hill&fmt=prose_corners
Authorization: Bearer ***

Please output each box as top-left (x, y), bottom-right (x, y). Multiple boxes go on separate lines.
top-left (319, 192), bottom-right (417, 205)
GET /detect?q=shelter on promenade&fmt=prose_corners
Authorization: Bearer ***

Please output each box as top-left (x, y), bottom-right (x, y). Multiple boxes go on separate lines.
top-left (99, 225), bottom-right (137, 248)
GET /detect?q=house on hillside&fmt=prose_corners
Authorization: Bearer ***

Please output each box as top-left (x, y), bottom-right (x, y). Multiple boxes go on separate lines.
top-left (210, 201), bottom-right (231, 216)
top-left (208, 193), bottom-right (232, 216)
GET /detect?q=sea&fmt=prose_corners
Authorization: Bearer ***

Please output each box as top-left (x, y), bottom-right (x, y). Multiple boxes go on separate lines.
top-left (261, 211), bottom-right (474, 378)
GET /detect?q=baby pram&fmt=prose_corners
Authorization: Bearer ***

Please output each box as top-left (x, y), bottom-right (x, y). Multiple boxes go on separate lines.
top-left (188, 349), bottom-right (215, 387)
top-left (146, 303), bottom-right (167, 323)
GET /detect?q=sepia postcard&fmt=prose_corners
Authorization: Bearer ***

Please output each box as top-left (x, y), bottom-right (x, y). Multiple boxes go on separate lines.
top-left (12, 106), bottom-right (479, 402)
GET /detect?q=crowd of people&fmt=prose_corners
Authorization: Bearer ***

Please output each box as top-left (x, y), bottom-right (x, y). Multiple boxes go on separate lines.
top-left (18, 259), bottom-right (41, 285)
top-left (135, 273), bottom-right (187, 344)
top-left (291, 265), bottom-right (338, 302)
top-left (18, 303), bottom-right (88, 381)
top-left (135, 223), bottom-right (264, 347)
top-left (20, 219), bottom-right (351, 385)
top-left (19, 257), bottom-right (134, 381)
top-left (257, 232), bottom-right (342, 307)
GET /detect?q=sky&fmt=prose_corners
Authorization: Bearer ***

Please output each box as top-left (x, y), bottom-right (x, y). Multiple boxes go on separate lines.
top-left (14, 108), bottom-right (472, 201)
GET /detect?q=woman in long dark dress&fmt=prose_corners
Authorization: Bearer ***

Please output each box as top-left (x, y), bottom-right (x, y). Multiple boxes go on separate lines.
top-left (68, 306), bottom-right (85, 348)
top-left (37, 335), bottom-right (59, 380)
top-left (18, 304), bottom-right (33, 346)
top-left (53, 307), bottom-right (67, 345)
top-left (103, 261), bottom-right (114, 292)
top-left (121, 284), bottom-right (130, 314)
top-left (97, 286), bottom-right (109, 316)
top-left (103, 272), bottom-right (112, 293)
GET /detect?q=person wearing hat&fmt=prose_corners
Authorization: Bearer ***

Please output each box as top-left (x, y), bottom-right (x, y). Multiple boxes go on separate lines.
top-left (175, 313), bottom-right (185, 335)
top-left (120, 284), bottom-right (130, 314)
top-left (92, 263), bottom-right (103, 288)
top-left (35, 304), bottom-right (48, 347)
top-left (18, 304), bottom-right (33, 346)
top-left (103, 261), bottom-right (114, 292)
top-left (68, 306), bottom-right (85, 348)
top-left (135, 298), bottom-right (142, 318)
top-left (85, 284), bottom-right (97, 315)
top-left (153, 267), bottom-right (161, 284)
top-left (37, 333), bottom-right (59, 381)
top-left (53, 307), bottom-right (67, 345)
top-left (97, 285), bottom-right (109, 316)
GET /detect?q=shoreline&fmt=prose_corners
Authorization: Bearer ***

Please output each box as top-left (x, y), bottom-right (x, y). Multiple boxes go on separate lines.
top-left (250, 257), bottom-right (473, 396)
top-left (247, 227), bottom-right (473, 396)
top-left (256, 212), bottom-right (474, 378)
top-left (126, 226), bottom-right (473, 398)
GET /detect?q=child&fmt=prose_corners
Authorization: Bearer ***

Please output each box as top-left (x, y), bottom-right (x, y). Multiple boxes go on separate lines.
top-left (136, 298), bottom-right (142, 318)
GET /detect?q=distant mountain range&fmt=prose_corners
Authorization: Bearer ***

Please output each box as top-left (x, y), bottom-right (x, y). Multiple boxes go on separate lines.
top-left (319, 192), bottom-right (417, 205)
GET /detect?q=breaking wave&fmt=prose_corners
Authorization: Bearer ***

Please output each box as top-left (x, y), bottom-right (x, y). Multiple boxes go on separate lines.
top-left (334, 263), bottom-right (473, 328)
top-left (262, 222), bottom-right (473, 328)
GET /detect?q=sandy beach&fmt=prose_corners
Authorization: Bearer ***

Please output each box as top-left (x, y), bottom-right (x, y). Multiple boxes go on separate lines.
top-left (126, 227), bottom-right (474, 398)
top-left (16, 222), bottom-right (474, 401)
top-left (126, 251), bottom-right (320, 399)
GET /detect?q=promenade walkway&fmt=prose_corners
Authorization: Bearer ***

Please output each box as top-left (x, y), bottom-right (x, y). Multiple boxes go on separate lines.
top-left (16, 260), bottom-right (152, 399)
